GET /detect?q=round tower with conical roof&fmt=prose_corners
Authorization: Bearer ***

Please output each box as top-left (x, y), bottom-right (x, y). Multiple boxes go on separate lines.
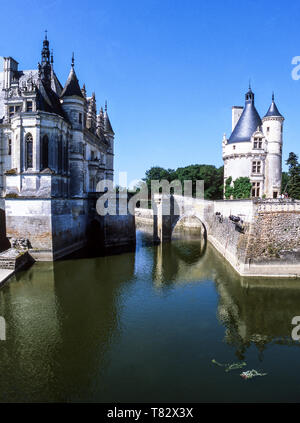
top-left (223, 87), bottom-right (283, 199)
top-left (262, 93), bottom-right (284, 198)
top-left (60, 54), bottom-right (85, 197)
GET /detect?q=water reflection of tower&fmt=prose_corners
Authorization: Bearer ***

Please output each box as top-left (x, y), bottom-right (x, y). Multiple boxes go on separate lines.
top-left (0, 263), bottom-right (61, 401)
top-left (213, 257), bottom-right (300, 360)
top-left (50, 253), bottom-right (135, 400)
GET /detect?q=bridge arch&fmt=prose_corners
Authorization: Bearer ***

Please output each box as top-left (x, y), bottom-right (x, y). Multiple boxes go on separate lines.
top-left (171, 213), bottom-right (208, 242)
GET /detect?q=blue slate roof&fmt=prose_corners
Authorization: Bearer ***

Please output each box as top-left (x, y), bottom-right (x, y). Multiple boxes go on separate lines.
top-left (60, 66), bottom-right (84, 99)
top-left (264, 95), bottom-right (282, 117)
top-left (228, 88), bottom-right (262, 143)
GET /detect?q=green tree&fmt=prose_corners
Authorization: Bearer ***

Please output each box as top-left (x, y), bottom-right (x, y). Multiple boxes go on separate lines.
top-left (286, 152), bottom-right (300, 199)
top-left (224, 176), bottom-right (234, 199)
top-left (143, 164), bottom-right (224, 200)
top-left (143, 166), bottom-right (175, 191)
top-left (233, 177), bottom-right (252, 199)
top-left (281, 171), bottom-right (289, 194)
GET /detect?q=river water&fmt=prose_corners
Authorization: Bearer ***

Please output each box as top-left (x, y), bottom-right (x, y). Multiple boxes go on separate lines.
top-left (0, 231), bottom-right (300, 403)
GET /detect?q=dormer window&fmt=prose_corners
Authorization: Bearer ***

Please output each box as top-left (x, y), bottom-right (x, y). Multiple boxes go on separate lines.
top-left (253, 137), bottom-right (263, 149)
top-left (26, 101), bottom-right (33, 112)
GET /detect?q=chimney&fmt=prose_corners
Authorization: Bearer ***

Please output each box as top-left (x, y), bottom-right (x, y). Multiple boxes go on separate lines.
top-left (3, 57), bottom-right (19, 90)
top-left (232, 106), bottom-right (243, 131)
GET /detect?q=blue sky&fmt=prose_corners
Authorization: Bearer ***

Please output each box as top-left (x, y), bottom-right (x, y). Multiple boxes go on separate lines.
top-left (1, 0), bottom-right (300, 185)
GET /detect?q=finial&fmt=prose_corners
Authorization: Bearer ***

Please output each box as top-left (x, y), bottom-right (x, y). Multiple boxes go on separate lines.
top-left (248, 79), bottom-right (251, 91)
top-left (51, 49), bottom-right (54, 64)
top-left (105, 100), bottom-right (107, 112)
top-left (71, 52), bottom-right (74, 68)
top-left (45, 29), bottom-right (48, 40)
top-left (272, 91), bottom-right (274, 101)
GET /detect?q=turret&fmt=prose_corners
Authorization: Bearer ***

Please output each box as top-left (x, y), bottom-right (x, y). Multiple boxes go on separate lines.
top-left (60, 54), bottom-right (85, 197)
top-left (60, 53), bottom-right (85, 130)
top-left (228, 86), bottom-right (262, 144)
top-left (262, 93), bottom-right (284, 198)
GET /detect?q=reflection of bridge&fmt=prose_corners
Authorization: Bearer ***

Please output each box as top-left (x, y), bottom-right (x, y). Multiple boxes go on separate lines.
top-left (137, 195), bottom-right (300, 278)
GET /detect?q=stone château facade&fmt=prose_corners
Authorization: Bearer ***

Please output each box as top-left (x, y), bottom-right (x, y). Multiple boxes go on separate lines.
top-left (0, 35), bottom-right (115, 260)
top-left (222, 86), bottom-right (284, 199)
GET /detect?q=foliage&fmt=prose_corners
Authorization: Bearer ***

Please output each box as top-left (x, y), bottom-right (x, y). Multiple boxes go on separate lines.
top-left (286, 152), bottom-right (300, 199)
top-left (281, 171), bottom-right (289, 194)
top-left (224, 176), bottom-right (234, 199)
top-left (233, 177), bottom-right (252, 199)
top-left (143, 164), bottom-right (224, 199)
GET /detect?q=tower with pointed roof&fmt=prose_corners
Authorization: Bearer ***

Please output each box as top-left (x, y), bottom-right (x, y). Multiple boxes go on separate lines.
top-left (223, 86), bottom-right (284, 199)
top-left (0, 34), bottom-right (115, 260)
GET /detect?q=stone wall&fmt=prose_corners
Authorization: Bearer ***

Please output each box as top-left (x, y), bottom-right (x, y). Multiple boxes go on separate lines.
top-left (208, 199), bottom-right (300, 277)
top-left (246, 202), bottom-right (300, 266)
top-left (136, 197), bottom-right (300, 278)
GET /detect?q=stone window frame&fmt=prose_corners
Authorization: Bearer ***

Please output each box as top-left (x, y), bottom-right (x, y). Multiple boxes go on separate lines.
top-left (253, 137), bottom-right (263, 149)
top-left (25, 133), bottom-right (33, 170)
top-left (8, 138), bottom-right (12, 156)
top-left (252, 160), bottom-right (262, 174)
top-left (251, 181), bottom-right (260, 197)
top-left (8, 104), bottom-right (22, 118)
top-left (41, 135), bottom-right (49, 170)
top-left (26, 100), bottom-right (33, 112)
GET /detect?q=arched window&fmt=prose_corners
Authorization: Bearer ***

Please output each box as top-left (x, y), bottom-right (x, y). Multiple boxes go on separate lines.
top-left (41, 135), bottom-right (49, 169)
top-left (25, 133), bottom-right (33, 169)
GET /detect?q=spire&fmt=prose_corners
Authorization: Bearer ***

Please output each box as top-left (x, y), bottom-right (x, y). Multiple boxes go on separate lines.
top-left (40, 31), bottom-right (51, 87)
top-left (81, 83), bottom-right (86, 98)
top-left (96, 107), bottom-right (105, 137)
top-left (41, 31), bottom-right (50, 64)
top-left (50, 49), bottom-right (54, 65)
top-left (245, 83), bottom-right (254, 104)
top-left (104, 101), bottom-right (114, 135)
top-left (60, 53), bottom-right (84, 99)
top-left (264, 92), bottom-right (283, 118)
